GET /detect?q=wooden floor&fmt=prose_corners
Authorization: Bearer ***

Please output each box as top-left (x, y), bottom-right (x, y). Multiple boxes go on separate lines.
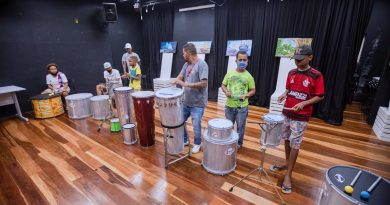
top-left (0, 101), bottom-right (389, 205)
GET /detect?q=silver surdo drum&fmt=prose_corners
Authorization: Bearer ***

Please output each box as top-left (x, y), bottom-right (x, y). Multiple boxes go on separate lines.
top-left (202, 128), bottom-right (239, 175)
top-left (90, 95), bottom-right (110, 120)
top-left (207, 118), bottom-right (233, 141)
top-left (65, 93), bottom-right (93, 119)
top-left (155, 87), bottom-right (185, 155)
top-left (319, 165), bottom-right (389, 205)
top-left (122, 123), bottom-right (137, 145)
top-left (260, 113), bottom-right (285, 146)
top-left (114, 87), bottom-right (134, 126)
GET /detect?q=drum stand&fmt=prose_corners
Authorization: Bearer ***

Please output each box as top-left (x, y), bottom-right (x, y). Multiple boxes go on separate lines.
top-left (97, 94), bottom-right (116, 132)
top-left (162, 123), bottom-right (191, 169)
top-left (229, 122), bottom-right (286, 205)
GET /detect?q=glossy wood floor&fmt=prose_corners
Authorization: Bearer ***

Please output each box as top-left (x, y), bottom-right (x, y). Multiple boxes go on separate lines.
top-left (0, 101), bottom-right (389, 205)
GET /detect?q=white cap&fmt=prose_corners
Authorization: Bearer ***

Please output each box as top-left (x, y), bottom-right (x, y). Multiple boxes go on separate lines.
top-left (103, 62), bottom-right (111, 69)
top-left (125, 43), bottom-right (132, 49)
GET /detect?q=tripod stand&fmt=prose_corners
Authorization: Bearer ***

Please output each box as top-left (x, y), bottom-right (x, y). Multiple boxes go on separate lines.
top-left (229, 122), bottom-right (286, 205)
top-left (97, 83), bottom-right (118, 132)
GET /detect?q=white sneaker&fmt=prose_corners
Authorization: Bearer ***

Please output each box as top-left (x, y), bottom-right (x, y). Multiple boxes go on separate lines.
top-left (191, 144), bottom-right (201, 154)
top-left (184, 141), bottom-right (189, 146)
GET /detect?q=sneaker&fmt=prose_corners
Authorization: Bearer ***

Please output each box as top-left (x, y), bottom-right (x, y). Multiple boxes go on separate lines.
top-left (191, 144), bottom-right (201, 154)
top-left (184, 141), bottom-right (189, 146)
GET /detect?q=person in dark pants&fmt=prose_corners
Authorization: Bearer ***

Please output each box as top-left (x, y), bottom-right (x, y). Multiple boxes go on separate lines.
top-left (221, 51), bottom-right (256, 149)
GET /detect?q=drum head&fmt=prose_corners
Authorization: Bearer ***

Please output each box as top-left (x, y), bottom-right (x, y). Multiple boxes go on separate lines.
top-left (90, 95), bottom-right (109, 101)
top-left (264, 113), bottom-right (285, 123)
top-left (132, 91), bottom-right (155, 98)
top-left (114, 87), bottom-right (133, 92)
top-left (209, 118), bottom-right (233, 129)
top-left (326, 165), bottom-right (390, 204)
top-left (30, 93), bottom-right (60, 100)
top-left (122, 123), bottom-right (136, 129)
top-left (65, 93), bottom-right (93, 100)
top-left (110, 118), bottom-right (119, 123)
top-left (155, 87), bottom-right (183, 99)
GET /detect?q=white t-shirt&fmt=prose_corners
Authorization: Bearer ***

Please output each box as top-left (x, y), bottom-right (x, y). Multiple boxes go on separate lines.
top-left (104, 69), bottom-right (122, 84)
top-left (46, 72), bottom-right (68, 92)
top-left (121, 52), bottom-right (141, 70)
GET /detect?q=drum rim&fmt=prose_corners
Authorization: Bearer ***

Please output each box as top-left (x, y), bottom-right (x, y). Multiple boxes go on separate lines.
top-left (131, 91), bottom-right (155, 98)
top-left (264, 113), bottom-right (285, 122)
top-left (65, 93), bottom-right (93, 100)
top-left (203, 129), bottom-right (238, 144)
top-left (90, 95), bottom-right (109, 100)
top-left (208, 118), bottom-right (233, 130)
top-left (114, 87), bottom-right (133, 92)
top-left (325, 165), bottom-right (390, 203)
top-left (122, 123), bottom-right (136, 129)
top-left (30, 93), bottom-right (61, 100)
top-left (155, 87), bottom-right (184, 99)
top-left (110, 118), bottom-right (120, 122)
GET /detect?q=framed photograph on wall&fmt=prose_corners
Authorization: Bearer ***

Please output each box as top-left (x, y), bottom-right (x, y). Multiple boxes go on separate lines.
top-left (226, 40), bottom-right (253, 56)
top-left (160, 42), bottom-right (177, 53)
top-left (275, 38), bottom-right (313, 57)
top-left (188, 41), bottom-right (212, 54)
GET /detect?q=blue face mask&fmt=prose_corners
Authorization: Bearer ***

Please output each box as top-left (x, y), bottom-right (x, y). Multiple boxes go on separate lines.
top-left (237, 61), bottom-right (248, 69)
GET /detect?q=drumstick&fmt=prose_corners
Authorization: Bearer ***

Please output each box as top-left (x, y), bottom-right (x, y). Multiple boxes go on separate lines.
top-left (360, 177), bottom-right (382, 200)
top-left (344, 170), bottom-right (362, 194)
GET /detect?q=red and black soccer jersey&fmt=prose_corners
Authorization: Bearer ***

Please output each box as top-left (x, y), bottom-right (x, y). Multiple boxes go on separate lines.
top-left (282, 67), bottom-right (324, 121)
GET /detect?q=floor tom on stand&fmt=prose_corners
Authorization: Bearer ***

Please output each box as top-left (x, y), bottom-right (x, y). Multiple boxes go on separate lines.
top-left (90, 95), bottom-right (110, 120)
top-left (260, 113), bottom-right (285, 146)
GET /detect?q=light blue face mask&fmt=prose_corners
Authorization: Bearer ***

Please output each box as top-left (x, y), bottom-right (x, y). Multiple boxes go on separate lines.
top-left (237, 61), bottom-right (248, 69)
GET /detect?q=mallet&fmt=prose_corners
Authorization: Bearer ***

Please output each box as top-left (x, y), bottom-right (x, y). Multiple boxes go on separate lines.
top-left (360, 177), bottom-right (382, 200)
top-left (344, 170), bottom-right (362, 194)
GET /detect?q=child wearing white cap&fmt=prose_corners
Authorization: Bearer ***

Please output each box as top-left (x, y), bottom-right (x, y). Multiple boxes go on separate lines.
top-left (96, 62), bottom-right (122, 96)
top-left (121, 43), bottom-right (141, 75)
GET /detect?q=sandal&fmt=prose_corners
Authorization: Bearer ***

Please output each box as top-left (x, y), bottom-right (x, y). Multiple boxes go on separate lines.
top-left (270, 165), bottom-right (287, 172)
top-left (281, 183), bottom-right (292, 194)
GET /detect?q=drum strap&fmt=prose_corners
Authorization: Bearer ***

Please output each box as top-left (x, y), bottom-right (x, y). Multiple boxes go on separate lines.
top-left (161, 121), bottom-right (185, 130)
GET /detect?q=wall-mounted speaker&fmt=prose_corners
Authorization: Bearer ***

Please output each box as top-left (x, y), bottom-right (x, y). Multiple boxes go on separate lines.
top-left (103, 3), bottom-right (118, 23)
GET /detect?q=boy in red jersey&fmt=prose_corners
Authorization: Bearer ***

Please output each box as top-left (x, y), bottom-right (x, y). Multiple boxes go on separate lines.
top-left (271, 45), bottom-right (324, 194)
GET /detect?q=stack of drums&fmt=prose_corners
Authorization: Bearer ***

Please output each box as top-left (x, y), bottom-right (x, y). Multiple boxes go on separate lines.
top-left (65, 93), bottom-right (93, 119)
top-left (202, 118), bottom-right (239, 175)
top-left (155, 87), bottom-right (185, 155)
top-left (132, 91), bottom-right (155, 147)
top-left (90, 95), bottom-right (110, 120)
top-left (30, 93), bottom-right (64, 119)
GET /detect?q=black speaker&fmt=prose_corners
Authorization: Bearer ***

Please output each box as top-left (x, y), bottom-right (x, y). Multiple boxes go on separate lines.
top-left (103, 3), bottom-right (118, 22)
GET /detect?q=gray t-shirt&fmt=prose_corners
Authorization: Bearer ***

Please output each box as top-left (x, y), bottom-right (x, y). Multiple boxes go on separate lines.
top-left (180, 58), bottom-right (209, 107)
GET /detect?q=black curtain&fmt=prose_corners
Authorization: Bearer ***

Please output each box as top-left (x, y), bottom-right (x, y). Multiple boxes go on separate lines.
top-left (213, 0), bottom-right (373, 125)
top-left (141, 4), bottom-right (174, 89)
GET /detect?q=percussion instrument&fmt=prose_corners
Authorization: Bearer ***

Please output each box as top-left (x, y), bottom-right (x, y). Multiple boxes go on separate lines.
top-left (107, 82), bottom-right (122, 97)
top-left (90, 95), bottom-right (110, 120)
top-left (260, 113), bottom-right (285, 146)
top-left (114, 87), bottom-right (134, 126)
top-left (155, 87), bottom-right (185, 155)
top-left (319, 165), bottom-right (390, 205)
top-left (110, 118), bottom-right (121, 132)
top-left (122, 123), bottom-right (137, 145)
top-left (207, 118), bottom-right (233, 141)
top-left (30, 93), bottom-right (64, 118)
top-left (202, 129), bottom-right (239, 175)
top-left (132, 91), bottom-right (155, 147)
top-left (344, 170), bottom-right (362, 194)
top-left (65, 93), bottom-right (93, 119)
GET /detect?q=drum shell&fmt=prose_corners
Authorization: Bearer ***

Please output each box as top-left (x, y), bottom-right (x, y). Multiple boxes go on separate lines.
top-left (31, 94), bottom-right (64, 118)
top-left (114, 87), bottom-right (134, 126)
top-left (155, 89), bottom-right (184, 127)
top-left (90, 95), bottom-right (110, 120)
top-left (65, 93), bottom-right (93, 119)
top-left (122, 124), bottom-right (137, 145)
top-left (207, 118), bottom-right (233, 141)
top-left (132, 93), bottom-right (155, 147)
top-left (165, 125), bottom-right (185, 155)
top-left (110, 118), bottom-right (121, 132)
top-left (260, 114), bottom-right (285, 146)
top-left (202, 129), bottom-right (238, 175)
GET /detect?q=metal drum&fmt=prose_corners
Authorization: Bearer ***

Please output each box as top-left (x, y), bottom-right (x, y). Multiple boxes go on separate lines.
top-left (260, 113), bottom-right (285, 146)
top-left (110, 118), bottom-right (121, 132)
top-left (122, 123), bottom-right (137, 145)
top-left (202, 129), bottom-right (239, 175)
top-left (155, 87), bottom-right (185, 155)
top-left (30, 93), bottom-right (64, 119)
top-left (90, 95), bottom-right (110, 120)
top-left (319, 165), bottom-right (390, 205)
top-left (65, 93), bottom-right (93, 119)
top-left (132, 91), bottom-right (155, 147)
top-left (207, 118), bottom-right (233, 141)
top-left (114, 87), bottom-right (134, 126)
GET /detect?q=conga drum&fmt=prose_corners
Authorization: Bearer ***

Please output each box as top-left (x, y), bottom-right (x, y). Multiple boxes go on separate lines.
top-left (319, 165), bottom-right (390, 205)
top-left (65, 93), bottom-right (93, 119)
top-left (132, 91), bottom-right (155, 147)
top-left (30, 93), bottom-right (64, 118)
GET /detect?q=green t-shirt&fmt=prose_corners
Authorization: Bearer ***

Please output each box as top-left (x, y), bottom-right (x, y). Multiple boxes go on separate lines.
top-left (222, 70), bottom-right (255, 108)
